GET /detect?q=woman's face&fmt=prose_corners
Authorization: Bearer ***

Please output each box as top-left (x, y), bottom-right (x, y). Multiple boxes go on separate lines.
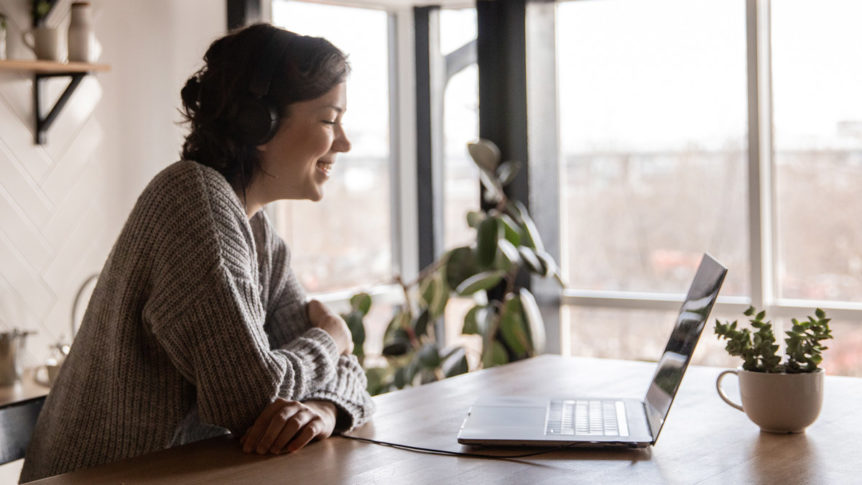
top-left (256, 82), bottom-right (351, 202)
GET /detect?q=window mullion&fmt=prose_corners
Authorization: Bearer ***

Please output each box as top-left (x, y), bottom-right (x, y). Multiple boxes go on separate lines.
top-left (745, 0), bottom-right (775, 310)
top-left (391, 6), bottom-right (420, 282)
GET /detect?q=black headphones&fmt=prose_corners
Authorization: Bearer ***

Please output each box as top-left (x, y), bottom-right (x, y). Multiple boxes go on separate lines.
top-left (235, 31), bottom-right (292, 146)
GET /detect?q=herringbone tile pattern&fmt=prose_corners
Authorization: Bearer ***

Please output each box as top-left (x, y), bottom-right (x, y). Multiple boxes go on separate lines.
top-left (0, 64), bottom-right (109, 368)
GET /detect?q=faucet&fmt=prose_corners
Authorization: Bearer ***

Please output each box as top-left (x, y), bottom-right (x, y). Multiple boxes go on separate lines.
top-left (70, 273), bottom-right (99, 342)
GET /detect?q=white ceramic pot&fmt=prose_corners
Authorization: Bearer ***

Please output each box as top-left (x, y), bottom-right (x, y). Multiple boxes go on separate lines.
top-left (716, 368), bottom-right (824, 433)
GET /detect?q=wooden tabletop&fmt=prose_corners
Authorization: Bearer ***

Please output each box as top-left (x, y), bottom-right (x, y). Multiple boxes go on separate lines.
top-left (29, 355), bottom-right (862, 484)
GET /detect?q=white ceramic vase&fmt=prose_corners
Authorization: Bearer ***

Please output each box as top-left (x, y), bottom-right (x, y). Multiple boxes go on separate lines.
top-left (68, 1), bottom-right (99, 62)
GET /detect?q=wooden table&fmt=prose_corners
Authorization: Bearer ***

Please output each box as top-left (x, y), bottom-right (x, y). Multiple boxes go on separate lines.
top-left (29, 356), bottom-right (862, 484)
top-left (0, 369), bottom-right (48, 409)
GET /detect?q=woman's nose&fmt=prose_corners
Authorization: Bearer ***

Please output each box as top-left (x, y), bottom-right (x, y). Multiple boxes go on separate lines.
top-left (333, 125), bottom-right (351, 153)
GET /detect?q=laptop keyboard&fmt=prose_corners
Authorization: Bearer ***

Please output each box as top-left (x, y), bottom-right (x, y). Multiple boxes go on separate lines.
top-left (545, 400), bottom-right (630, 437)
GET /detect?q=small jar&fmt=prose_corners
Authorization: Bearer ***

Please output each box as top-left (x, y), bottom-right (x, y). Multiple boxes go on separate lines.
top-left (68, 2), bottom-right (97, 62)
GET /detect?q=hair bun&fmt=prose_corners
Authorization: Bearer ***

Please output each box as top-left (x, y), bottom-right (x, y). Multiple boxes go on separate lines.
top-left (181, 74), bottom-right (203, 112)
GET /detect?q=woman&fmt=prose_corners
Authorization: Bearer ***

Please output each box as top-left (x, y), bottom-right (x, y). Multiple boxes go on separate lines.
top-left (21, 23), bottom-right (373, 482)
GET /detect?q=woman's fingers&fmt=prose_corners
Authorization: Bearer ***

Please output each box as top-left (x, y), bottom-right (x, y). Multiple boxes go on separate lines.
top-left (243, 399), bottom-right (290, 453)
top-left (270, 413), bottom-right (319, 454)
top-left (242, 399), bottom-right (337, 455)
top-left (286, 419), bottom-right (323, 453)
top-left (256, 405), bottom-right (306, 454)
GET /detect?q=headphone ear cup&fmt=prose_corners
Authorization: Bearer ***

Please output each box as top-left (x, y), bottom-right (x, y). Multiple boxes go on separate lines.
top-left (235, 100), bottom-right (279, 146)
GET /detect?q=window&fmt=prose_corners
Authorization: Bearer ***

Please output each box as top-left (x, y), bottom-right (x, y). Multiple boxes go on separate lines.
top-left (441, 8), bottom-right (479, 250)
top-left (556, 0), bottom-right (862, 376)
top-left (271, 1), bottom-right (394, 293)
top-left (558, 0), bottom-right (748, 296)
top-left (772, 0), bottom-right (862, 302)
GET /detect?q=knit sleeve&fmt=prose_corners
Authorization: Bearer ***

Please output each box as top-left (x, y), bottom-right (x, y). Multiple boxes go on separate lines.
top-left (148, 262), bottom-right (341, 436)
top-left (305, 354), bottom-right (375, 431)
top-left (257, 218), bottom-right (374, 430)
top-left (266, 283), bottom-right (375, 431)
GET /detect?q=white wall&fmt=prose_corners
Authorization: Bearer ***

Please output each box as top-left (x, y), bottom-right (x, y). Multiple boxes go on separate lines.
top-left (0, 0), bottom-right (224, 480)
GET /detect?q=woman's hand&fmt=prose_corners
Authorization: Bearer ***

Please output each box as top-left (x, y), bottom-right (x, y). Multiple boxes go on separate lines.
top-left (307, 299), bottom-right (354, 355)
top-left (241, 399), bottom-right (338, 455)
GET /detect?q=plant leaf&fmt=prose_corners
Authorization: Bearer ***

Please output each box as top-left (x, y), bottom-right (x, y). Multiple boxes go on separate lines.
top-left (382, 339), bottom-right (410, 357)
top-left (535, 250), bottom-right (560, 278)
top-left (442, 348), bottom-right (468, 377)
top-left (342, 310), bottom-right (366, 359)
top-left (349, 292), bottom-right (372, 315)
top-left (496, 160), bottom-right (522, 187)
top-left (519, 210), bottom-right (545, 252)
top-left (499, 214), bottom-right (522, 246)
top-left (417, 343), bottom-right (441, 368)
top-left (497, 239), bottom-right (521, 267)
top-left (430, 274), bottom-right (449, 318)
top-left (517, 246), bottom-right (544, 274)
top-left (413, 309), bottom-right (431, 337)
top-left (466, 210), bottom-right (485, 228)
top-left (479, 169), bottom-right (505, 204)
top-left (445, 246), bottom-right (479, 289)
top-left (455, 270), bottom-right (506, 296)
top-left (505, 199), bottom-right (527, 224)
top-left (463, 305), bottom-right (482, 334)
top-left (467, 139), bottom-right (501, 172)
top-left (476, 217), bottom-right (501, 267)
top-left (383, 312), bottom-right (410, 343)
top-left (519, 288), bottom-right (546, 354)
top-left (420, 277), bottom-right (436, 308)
top-left (364, 367), bottom-right (390, 395)
top-left (393, 366), bottom-right (408, 389)
top-left (482, 340), bottom-right (509, 368)
top-left (499, 296), bottom-right (529, 358)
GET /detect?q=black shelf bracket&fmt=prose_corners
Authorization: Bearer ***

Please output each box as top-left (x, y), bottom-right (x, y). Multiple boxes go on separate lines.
top-left (33, 72), bottom-right (86, 145)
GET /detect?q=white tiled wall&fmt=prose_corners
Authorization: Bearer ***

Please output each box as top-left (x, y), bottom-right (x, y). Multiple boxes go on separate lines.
top-left (0, 0), bottom-right (225, 480)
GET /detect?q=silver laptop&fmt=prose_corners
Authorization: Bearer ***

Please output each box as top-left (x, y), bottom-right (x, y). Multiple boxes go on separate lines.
top-left (457, 253), bottom-right (727, 448)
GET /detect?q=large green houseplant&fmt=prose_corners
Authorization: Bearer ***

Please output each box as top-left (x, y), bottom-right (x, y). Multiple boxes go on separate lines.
top-left (345, 139), bottom-right (565, 395)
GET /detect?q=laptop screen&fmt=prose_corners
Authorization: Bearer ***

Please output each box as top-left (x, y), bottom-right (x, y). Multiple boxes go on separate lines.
top-left (643, 253), bottom-right (727, 441)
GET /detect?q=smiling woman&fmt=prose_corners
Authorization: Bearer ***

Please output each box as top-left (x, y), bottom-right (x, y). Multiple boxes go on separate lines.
top-left (18, 23), bottom-right (374, 483)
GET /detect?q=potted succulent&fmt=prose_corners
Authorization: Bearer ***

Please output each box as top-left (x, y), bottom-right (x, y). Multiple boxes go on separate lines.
top-left (714, 306), bottom-right (833, 433)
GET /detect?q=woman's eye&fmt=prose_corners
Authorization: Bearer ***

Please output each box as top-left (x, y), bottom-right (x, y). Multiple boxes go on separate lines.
top-left (322, 120), bottom-right (337, 125)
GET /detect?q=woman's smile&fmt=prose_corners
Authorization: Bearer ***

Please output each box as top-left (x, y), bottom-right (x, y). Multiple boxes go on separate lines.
top-left (316, 159), bottom-right (334, 178)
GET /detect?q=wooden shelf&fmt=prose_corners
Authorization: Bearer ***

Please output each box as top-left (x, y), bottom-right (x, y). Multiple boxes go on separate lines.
top-left (0, 59), bottom-right (111, 144)
top-left (0, 59), bottom-right (111, 74)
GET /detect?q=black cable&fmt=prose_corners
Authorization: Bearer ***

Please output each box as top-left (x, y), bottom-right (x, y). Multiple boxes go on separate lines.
top-left (339, 434), bottom-right (576, 460)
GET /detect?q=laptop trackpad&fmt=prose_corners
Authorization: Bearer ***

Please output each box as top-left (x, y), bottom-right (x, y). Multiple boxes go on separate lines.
top-left (468, 404), bottom-right (546, 428)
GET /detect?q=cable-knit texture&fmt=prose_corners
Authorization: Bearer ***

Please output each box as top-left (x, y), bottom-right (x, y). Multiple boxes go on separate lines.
top-left (19, 161), bottom-right (374, 483)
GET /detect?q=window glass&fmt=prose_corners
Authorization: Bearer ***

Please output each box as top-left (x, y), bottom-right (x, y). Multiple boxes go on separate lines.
top-left (563, 306), bottom-right (746, 369)
top-left (441, 8), bottom-right (480, 250)
top-left (772, 0), bottom-right (862, 302)
top-left (564, 306), bottom-right (861, 376)
top-left (557, 0), bottom-right (749, 296)
top-left (271, 1), bottom-right (392, 293)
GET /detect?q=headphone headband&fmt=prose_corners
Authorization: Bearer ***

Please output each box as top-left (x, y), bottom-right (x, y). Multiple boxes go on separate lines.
top-left (249, 29), bottom-right (293, 99)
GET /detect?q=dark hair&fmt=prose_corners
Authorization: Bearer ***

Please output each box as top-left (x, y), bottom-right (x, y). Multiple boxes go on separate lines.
top-left (180, 23), bottom-right (349, 192)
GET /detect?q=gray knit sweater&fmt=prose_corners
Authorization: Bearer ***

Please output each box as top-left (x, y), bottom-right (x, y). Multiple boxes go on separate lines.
top-left (20, 161), bottom-right (374, 482)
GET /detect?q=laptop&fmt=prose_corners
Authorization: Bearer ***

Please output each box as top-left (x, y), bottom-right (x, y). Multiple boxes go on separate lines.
top-left (457, 253), bottom-right (727, 448)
